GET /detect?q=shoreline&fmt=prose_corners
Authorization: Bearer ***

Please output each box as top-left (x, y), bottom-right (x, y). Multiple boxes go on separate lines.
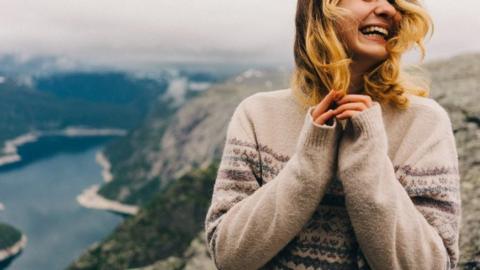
top-left (95, 152), bottom-right (113, 183)
top-left (0, 234), bottom-right (27, 262)
top-left (77, 150), bottom-right (139, 216)
top-left (76, 185), bottom-right (139, 215)
top-left (0, 133), bottom-right (39, 166)
top-left (0, 127), bottom-right (127, 167)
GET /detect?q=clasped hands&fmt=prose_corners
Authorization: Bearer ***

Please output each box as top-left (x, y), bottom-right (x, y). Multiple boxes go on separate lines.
top-left (311, 89), bottom-right (374, 126)
top-left (310, 89), bottom-right (386, 186)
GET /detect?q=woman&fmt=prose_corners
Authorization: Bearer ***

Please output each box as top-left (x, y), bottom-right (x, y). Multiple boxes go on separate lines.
top-left (205, 0), bottom-right (461, 269)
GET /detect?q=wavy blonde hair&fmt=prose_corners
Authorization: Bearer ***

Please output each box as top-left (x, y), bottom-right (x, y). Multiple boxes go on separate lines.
top-left (292, 0), bottom-right (433, 110)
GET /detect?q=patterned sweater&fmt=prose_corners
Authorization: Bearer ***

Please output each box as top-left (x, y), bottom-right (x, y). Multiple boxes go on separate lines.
top-left (204, 88), bottom-right (461, 270)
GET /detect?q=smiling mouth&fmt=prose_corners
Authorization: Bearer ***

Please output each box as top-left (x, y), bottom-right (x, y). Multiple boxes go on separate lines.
top-left (359, 26), bottom-right (390, 41)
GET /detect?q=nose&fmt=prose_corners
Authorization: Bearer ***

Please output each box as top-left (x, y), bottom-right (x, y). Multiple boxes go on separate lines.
top-left (374, 0), bottom-right (401, 21)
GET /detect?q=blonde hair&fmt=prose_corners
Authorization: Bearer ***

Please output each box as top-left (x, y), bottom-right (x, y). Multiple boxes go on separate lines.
top-left (292, 0), bottom-right (433, 110)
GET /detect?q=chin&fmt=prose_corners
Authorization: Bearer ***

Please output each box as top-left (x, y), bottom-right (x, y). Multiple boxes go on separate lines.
top-left (352, 52), bottom-right (388, 67)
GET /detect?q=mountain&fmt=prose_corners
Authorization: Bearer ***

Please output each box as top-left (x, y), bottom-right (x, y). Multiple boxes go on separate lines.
top-left (0, 67), bottom-right (235, 268)
top-left (0, 73), bottom-right (168, 146)
top-left (36, 72), bottom-right (164, 110)
top-left (68, 164), bottom-right (218, 270)
top-left (71, 54), bottom-right (480, 269)
top-left (69, 68), bottom-right (291, 269)
top-left (98, 68), bottom-right (291, 205)
top-left (0, 71), bottom-right (169, 268)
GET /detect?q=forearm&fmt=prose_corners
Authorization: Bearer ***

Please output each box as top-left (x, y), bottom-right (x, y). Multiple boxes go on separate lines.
top-left (337, 102), bottom-right (455, 269)
top-left (340, 149), bottom-right (449, 269)
top-left (207, 108), bottom-right (342, 270)
top-left (215, 152), bottom-right (335, 270)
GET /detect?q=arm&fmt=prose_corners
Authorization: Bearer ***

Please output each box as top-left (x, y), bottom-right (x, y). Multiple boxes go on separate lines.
top-left (337, 102), bottom-right (460, 270)
top-left (205, 100), bottom-right (342, 270)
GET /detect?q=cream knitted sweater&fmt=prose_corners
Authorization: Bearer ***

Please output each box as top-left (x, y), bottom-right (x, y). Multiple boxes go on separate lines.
top-left (205, 88), bottom-right (460, 270)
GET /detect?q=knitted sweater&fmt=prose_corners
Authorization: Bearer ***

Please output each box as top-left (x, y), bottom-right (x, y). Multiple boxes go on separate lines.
top-left (204, 88), bottom-right (461, 270)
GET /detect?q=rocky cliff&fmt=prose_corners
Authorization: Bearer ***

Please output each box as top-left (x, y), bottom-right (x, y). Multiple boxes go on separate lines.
top-left (424, 53), bottom-right (480, 268)
top-left (73, 54), bottom-right (480, 269)
top-left (98, 68), bottom-right (291, 204)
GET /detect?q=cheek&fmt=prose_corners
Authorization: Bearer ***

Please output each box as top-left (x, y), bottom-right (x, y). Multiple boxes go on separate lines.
top-left (343, 23), bottom-right (361, 48)
top-left (393, 12), bottom-right (402, 24)
top-left (337, 18), bottom-right (359, 40)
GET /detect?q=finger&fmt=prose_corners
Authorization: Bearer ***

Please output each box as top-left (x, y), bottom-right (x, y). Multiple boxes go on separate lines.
top-left (337, 94), bottom-right (372, 107)
top-left (333, 91), bottom-right (345, 101)
top-left (333, 102), bottom-right (367, 115)
top-left (312, 90), bottom-right (337, 119)
top-left (313, 109), bottom-right (336, 126)
top-left (336, 110), bottom-right (358, 120)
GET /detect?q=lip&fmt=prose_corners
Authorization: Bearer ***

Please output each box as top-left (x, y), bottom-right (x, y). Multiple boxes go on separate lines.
top-left (360, 32), bottom-right (387, 44)
top-left (359, 23), bottom-right (391, 32)
top-left (358, 23), bottom-right (391, 42)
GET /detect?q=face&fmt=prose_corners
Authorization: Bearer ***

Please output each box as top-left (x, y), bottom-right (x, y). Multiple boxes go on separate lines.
top-left (336, 0), bottom-right (402, 68)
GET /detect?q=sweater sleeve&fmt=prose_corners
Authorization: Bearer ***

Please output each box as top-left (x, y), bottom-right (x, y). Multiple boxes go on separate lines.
top-left (204, 99), bottom-right (342, 270)
top-left (337, 102), bottom-right (461, 270)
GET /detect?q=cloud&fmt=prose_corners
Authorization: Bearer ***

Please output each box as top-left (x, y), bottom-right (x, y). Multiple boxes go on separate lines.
top-left (0, 0), bottom-right (478, 71)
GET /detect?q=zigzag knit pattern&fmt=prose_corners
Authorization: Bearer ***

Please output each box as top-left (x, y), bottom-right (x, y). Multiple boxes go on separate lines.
top-left (205, 89), bottom-right (460, 270)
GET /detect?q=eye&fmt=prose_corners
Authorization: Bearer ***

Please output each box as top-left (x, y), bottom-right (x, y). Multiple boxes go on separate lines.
top-left (387, 0), bottom-right (396, 4)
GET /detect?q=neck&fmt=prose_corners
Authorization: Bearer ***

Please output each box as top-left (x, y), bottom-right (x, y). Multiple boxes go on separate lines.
top-left (349, 71), bottom-right (364, 94)
top-left (348, 60), bottom-right (372, 94)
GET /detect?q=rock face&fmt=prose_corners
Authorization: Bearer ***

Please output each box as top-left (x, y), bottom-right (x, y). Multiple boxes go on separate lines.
top-left (423, 53), bottom-right (480, 268)
top-left (100, 68), bottom-right (291, 204)
top-left (75, 53), bottom-right (479, 269)
top-left (153, 68), bottom-right (291, 182)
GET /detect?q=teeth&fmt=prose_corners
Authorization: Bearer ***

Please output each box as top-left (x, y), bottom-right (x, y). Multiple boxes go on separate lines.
top-left (361, 26), bottom-right (389, 37)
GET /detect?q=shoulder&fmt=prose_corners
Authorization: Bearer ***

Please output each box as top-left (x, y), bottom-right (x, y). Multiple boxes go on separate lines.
top-left (239, 88), bottom-right (294, 108)
top-left (404, 94), bottom-right (451, 124)
top-left (406, 94), bottom-right (447, 114)
top-left (234, 88), bottom-right (299, 117)
top-left (225, 89), bottom-right (299, 142)
top-left (393, 94), bottom-right (454, 139)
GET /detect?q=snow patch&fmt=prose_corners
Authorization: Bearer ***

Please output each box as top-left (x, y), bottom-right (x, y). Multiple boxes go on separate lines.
top-left (235, 69), bottom-right (264, 83)
top-left (163, 77), bottom-right (188, 105)
top-left (189, 82), bottom-right (211, 92)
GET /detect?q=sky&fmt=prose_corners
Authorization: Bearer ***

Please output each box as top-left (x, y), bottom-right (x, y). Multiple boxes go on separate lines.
top-left (0, 0), bottom-right (479, 72)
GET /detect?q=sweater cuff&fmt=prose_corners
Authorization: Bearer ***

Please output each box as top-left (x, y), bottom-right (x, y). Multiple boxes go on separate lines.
top-left (296, 106), bottom-right (342, 150)
top-left (350, 101), bottom-right (386, 141)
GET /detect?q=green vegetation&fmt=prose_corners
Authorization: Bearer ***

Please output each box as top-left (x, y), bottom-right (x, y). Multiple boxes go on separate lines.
top-left (0, 73), bottom-right (167, 148)
top-left (69, 163), bottom-right (218, 270)
top-left (0, 223), bottom-right (22, 249)
top-left (98, 100), bottom-right (177, 204)
top-left (92, 67), bottom-right (290, 206)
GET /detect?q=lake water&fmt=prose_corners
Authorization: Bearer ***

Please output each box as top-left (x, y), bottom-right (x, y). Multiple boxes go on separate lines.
top-left (0, 136), bottom-right (123, 270)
